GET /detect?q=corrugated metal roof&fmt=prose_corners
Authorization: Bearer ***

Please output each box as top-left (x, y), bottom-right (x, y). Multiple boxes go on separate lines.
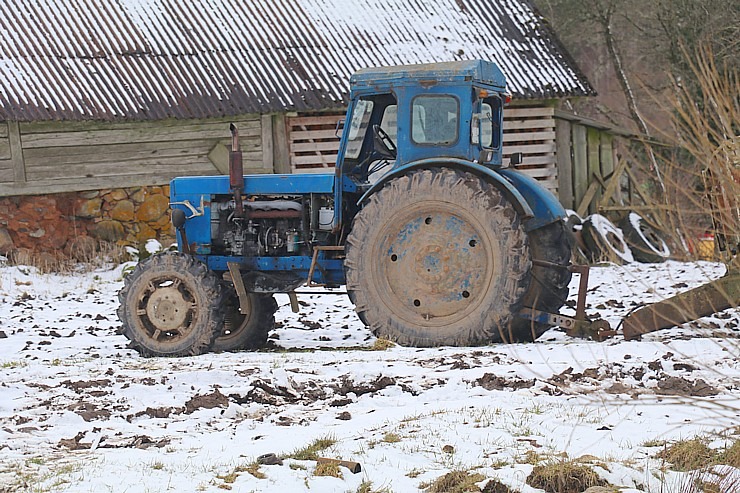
top-left (0, 0), bottom-right (594, 121)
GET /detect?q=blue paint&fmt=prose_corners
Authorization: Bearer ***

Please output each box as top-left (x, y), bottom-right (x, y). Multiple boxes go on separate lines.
top-left (444, 215), bottom-right (465, 236)
top-left (169, 60), bottom-right (567, 301)
top-left (202, 255), bottom-right (346, 285)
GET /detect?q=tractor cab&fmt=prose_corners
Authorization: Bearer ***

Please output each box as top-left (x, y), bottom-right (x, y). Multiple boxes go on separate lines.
top-left (337, 60), bottom-right (509, 188)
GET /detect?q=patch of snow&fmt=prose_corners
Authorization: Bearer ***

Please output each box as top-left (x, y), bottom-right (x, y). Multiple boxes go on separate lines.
top-left (0, 260), bottom-right (737, 492)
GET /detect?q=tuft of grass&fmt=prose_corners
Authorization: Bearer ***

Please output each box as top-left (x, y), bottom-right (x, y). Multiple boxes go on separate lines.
top-left (236, 462), bottom-right (266, 480)
top-left (313, 461), bottom-right (342, 479)
top-left (150, 461), bottom-right (165, 470)
top-left (642, 438), bottom-right (667, 448)
top-left (421, 469), bottom-right (486, 493)
top-left (371, 337), bottom-right (395, 351)
top-left (526, 459), bottom-right (609, 493)
top-left (656, 438), bottom-right (714, 471)
top-left (382, 432), bottom-right (401, 444)
top-left (1, 360), bottom-right (28, 369)
top-left (286, 435), bottom-right (337, 461)
top-left (480, 478), bottom-right (519, 493)
top-left (354, 480), bottom-right (394, 493)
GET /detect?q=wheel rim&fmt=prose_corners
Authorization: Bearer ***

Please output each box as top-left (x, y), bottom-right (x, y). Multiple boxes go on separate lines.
top-left (134, 275), bottom-right (198, 343)
top-left (371, 201), bottom-right (494, 327)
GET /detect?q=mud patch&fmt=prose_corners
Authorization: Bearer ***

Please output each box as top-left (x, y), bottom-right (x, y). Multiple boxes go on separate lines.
top-left (61, 379), bottom-right (111, 391)
top-left (66, 401), bottom-right (111, 421)
top-left (58, 432), bottom-right (170, 450)
top-left (475, 373), bottom-right (535, 391)
top-left (185, 389), bottom-right (229, 413)
top-left (655, 376), bottom-right (719, 397)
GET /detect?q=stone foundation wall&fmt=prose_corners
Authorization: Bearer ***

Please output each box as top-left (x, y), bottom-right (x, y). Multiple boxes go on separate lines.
top-left (0, 185), bottom-right (175, 257)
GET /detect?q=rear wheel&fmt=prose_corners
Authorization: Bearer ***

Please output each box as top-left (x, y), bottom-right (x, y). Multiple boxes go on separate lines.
top-left (508, 220), bottom-right (573, 341)
top-left (211, 288), bottom-right (278, 352)
top-left (345, 168), bottom-right (531, 346)
top-left (117, 252), bottom-right (223, 357)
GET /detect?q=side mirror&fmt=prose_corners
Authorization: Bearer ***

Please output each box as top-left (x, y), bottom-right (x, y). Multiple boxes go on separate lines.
top-left (510, 152), bottom-right (523, 166)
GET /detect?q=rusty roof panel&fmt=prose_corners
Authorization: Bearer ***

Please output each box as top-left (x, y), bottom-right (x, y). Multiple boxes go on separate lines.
top-left (0, 0), bottom-right (593, 121)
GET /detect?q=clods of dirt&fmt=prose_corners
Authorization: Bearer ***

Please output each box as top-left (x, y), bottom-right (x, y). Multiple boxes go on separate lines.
top-left (655, 376), bottom-right (719, 397)
top-left (184, 389), bottom-right (229, 413)
top-left (475, 373), bottom-right (535, 391)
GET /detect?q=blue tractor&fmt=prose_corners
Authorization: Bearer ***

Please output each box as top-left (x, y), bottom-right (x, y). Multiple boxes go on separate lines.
top-left (118, 60), bottom-right (581, 357)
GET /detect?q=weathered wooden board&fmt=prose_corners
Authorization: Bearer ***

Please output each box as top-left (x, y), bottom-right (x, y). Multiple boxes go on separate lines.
top-left (20, 120), bottom-right (261, 149)
top-left (0, 162), bottom-right (13, 183)
top-left (288, 112), bottom-right (345, 172)
top-left (0, 115), bottom-right (266, 197)
top-left (555, 119), bottom-right (574, 209)
top-left (572, 124), bottom-right (588, 210)
top-left (587, 127), bottom-right (601, 212)
top-left (503, 106), bottom-right (557, 192)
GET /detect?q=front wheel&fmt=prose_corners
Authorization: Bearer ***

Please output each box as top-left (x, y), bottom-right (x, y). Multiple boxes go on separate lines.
top-left (345, 168), bottom-right (531, 347)
top-left (117, 252), bottom-right (223, 357)
top-left (211, 288), bottom-right (278, 352)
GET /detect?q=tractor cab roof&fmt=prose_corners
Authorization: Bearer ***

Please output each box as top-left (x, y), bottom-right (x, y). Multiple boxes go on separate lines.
top-left (350, 59), bottom-right (507, 93)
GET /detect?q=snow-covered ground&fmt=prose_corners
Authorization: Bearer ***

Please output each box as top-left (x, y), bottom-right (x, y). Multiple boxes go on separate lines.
top-left (0, 258), bottom-right (738, 492)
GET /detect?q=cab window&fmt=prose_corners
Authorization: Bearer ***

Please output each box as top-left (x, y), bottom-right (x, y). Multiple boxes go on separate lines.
top-left (411, 95), bottom-right (459, 145)
top-left (473, 95), bottom-right (503, 149)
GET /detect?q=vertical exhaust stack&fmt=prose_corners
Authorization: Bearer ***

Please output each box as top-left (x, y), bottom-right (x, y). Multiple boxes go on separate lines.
top-left (229, 123), bottom-right (245, 216)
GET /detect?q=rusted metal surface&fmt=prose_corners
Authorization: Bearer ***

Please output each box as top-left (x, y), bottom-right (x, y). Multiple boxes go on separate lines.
top-left (622, 262), bottom-right (740, 340)
top-left (229, 123), bottom-right (244, 217)
top-left (0, 0), bottom-right (593, 122)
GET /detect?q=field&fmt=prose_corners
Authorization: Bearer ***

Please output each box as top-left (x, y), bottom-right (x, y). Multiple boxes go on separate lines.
top-left (0, 257), bottom-right (738, 493)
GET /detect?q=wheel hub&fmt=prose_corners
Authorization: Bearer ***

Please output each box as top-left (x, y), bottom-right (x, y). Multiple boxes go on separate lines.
top-left (145, 286), bottom-right (189, 331)
top-left (382, 209), bottom-right (490, 323)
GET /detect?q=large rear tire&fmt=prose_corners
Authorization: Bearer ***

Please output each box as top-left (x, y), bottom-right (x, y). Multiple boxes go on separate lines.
top-left (117, 252), bottom-right (223, 357)
top-left (345, 168), bottom-right (531, 347)
top-left (211, 288), bottom-right (278, 352)
top-left (508, 220), bottom-right (573, 341)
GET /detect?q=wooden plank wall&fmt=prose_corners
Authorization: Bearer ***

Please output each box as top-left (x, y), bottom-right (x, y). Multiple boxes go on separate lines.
top-left (0, 122), bottom-right (12, 184)
top-left (286, 106), bottom-right (558, 193)
top-left (0, 116), bottom-right (266, 197)
top-left (554, 112), bottom-right (619, 213)
top-left (502, 105), bottom-right (558, 193)
top-left (287, 112), bottom-right (345, 173)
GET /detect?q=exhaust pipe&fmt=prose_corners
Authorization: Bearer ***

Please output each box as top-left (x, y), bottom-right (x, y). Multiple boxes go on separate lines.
top-left (229, 123), bottom-right (244, 216)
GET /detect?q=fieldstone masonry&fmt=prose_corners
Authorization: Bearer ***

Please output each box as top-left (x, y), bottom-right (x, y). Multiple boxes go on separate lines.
top-left (0, 185), bottom-right (175, 257)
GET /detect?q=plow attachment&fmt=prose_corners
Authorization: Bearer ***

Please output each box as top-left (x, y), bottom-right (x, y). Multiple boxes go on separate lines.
top-left (622, 260), bottom-right (740, 340)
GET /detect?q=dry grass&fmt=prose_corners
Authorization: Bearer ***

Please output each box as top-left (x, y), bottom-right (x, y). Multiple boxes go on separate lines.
top-left (354, 480), bottom-right (394, 493)
top-left (421, 469), bottom-right (486, 493)
top-left (641, 42), bottom-right (739, 262)
top-left (371, 337), bottom-right (396, 351)
top-left (656, 438), bottom-right (714, 471)
top-left (525, 459), bottom-right (609, 493)
top-left (657, 436), bottom-right (740, 471)
top-left (313, 461), bottom-right (342, 479)
top-left (285, 435), bottom-right (336, 461)
top-left (5, 239), bottom-right (129, 274)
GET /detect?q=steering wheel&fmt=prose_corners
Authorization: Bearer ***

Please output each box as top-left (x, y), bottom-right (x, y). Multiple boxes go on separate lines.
top-left (372, 125), bottom-right (397, 158)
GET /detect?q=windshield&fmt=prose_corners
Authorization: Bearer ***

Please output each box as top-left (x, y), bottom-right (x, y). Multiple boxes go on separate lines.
top-left (345, 100), bottom-right (374, 159)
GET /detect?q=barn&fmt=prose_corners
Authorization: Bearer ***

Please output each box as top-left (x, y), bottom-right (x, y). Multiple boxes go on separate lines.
top-left (0, 0), bottom-right (595, 255)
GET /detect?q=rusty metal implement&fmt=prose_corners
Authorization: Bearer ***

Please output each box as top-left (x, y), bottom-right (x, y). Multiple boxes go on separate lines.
top-left (622, 257), bottom-right (740, 340)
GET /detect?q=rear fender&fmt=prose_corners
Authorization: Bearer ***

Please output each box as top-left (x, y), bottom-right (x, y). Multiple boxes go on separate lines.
top-left (358, 159), bottom-right (565, 231)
